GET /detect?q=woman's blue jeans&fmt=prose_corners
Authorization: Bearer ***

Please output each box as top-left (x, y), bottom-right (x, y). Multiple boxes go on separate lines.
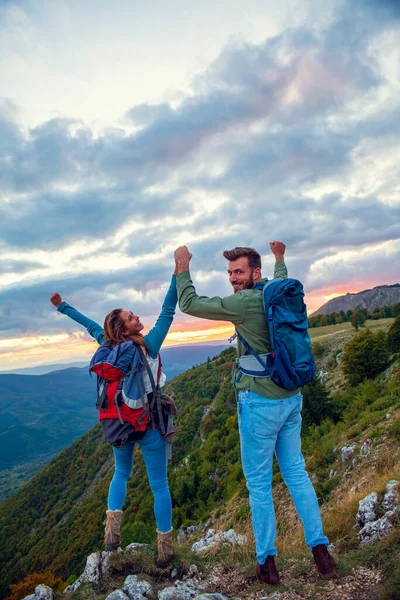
top-left (238, 390), bottom-right (329, 564)
top-left (108, 428), bottom-right (172, 533)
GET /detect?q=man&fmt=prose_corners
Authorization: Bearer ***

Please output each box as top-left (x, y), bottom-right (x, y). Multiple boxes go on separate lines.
top-left (174, 242), bottom-right (336, 585)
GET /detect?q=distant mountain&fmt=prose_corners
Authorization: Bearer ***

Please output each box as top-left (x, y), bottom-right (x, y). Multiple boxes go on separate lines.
top-left (0, 368), bottom-right (96, 473)
top-left (161, 344), bottom-right (229, 379)
top-left (0, 361), bottom-right (89, 376)
top-left (312, 283), bottom-right (400, 316)
top-left (0, 344), bottom-right (229, 500)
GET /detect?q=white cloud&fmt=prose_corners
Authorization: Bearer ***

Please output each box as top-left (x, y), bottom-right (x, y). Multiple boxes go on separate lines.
top-left (1, 0), bottom-right (400, 368)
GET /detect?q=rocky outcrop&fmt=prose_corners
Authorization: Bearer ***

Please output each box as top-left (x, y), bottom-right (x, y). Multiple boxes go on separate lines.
top-left (64, 551), bottom-right (112, 591)
top-left (355, 481), bottom-right (399, 546)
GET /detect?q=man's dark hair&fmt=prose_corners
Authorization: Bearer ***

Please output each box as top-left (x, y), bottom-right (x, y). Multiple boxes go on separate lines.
top-left (222, 247), bottom-right (262, 270)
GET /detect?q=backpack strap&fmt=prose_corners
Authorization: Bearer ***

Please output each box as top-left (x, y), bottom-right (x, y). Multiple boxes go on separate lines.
top-left (233, 280), bottom-right (274, 382)
top-left (137, 348), bottom-right (166, 436)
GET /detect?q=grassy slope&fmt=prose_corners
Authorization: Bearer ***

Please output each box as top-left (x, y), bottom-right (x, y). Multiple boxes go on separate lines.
top-left (1, 319), bottom-right (399, 600)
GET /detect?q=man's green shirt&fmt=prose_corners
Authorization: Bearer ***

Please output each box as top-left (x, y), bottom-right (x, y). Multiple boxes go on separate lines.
top-left (176, 261), bottom-right (298, 399)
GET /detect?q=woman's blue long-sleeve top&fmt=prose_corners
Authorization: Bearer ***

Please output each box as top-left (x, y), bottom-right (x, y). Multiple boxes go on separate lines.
top-left (57, 275), bottom-right (177, 358)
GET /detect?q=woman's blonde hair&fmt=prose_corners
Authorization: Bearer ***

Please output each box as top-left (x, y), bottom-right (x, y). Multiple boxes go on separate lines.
top-left (103, 308), bottom-right (148, 351)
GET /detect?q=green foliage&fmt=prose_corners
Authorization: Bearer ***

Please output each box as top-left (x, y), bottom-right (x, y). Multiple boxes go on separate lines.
top-left (341, 328), bottom-right (391, 386)
top-left (308, 302), bottom-right (399, 329)
top-left (0, 343), bottom-right (398, 598)
top-left (122, 521), bottom-right (156, 545)
top-left (392, 302), bottom-right (400, 318)
top-left (0, 426), bottom-right (111, 598)
top-left (302, 378), bottom-right (336, 428)
top-left (387, 315), bottom-right (400, 353)
top-left (344, 379), bottom-right (381, 422)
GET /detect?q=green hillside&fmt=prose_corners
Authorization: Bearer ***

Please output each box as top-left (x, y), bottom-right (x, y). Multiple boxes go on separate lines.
top-left (0, 319), bottom-right (399, 600)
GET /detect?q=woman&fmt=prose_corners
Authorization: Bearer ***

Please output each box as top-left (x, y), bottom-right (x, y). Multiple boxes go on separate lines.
top-left (50, 274), bottom-right (177, 567)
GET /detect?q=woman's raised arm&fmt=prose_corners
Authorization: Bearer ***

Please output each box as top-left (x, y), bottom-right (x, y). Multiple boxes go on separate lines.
top-left (50, 292), bottom-right (105, 345)
top-left (143, 275), bottom-right (177, 358)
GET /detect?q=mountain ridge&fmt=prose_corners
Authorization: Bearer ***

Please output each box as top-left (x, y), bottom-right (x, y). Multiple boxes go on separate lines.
top-left (312, 282), bottom-right (400, 315)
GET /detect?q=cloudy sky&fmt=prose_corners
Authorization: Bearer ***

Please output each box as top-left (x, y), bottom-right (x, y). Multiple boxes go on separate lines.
top-left (1, 0), bottom-right (399, 370)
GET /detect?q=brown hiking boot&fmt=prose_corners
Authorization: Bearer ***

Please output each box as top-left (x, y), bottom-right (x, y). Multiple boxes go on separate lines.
top-left (312, 544), bottom-right (337, 579)
top-left (156, 529), bottom-right (173, 568)
top-left (256, 555), bottom-right (280, 585)
top-left (104, 510), bottom-right (123, 551)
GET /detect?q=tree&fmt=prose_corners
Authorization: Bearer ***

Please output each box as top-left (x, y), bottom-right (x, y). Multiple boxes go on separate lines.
top-left (384, 305), bottom-right (392, 318)
top-left (387, 316), bottom-right (400, 353)
top-left (302, 379), bottom-right (336, 427)
top-left (350, 310), bottom-right (366, 331)
top-left (392, 302), bottom-right (400, 318)
top-left (341, 328), bottom-right (391, 386)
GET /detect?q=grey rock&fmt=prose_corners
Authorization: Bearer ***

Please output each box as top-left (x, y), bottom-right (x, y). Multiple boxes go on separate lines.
top-left (360, 439), bottom-right (372, 456)
top-left (318, 369), bottom-right (328, 383)
top-left (329, 469), bottom-right (336, 479)
top-left (382, 480), bottom-right (399, 512)
top-left (105, 592), bottom-right (130, 600)
top-left (358, 515), bottom-right (393, 546)
top-left (177, 528), bottom-right (186, 542)
top-left (386, 413), bottom-right (391, 420)
top-left (341, 445), bottom-right (356, 462)
top-left (355, 492), bottom-right (378, 529)
top-left (22, 587), bottom-right (53, 600)
top-left (192, 528), bottom-right (246, 553)
top-left (122, 574), bottom-right (153, 599)
top-left (158, 580), bottom-right (199, 599)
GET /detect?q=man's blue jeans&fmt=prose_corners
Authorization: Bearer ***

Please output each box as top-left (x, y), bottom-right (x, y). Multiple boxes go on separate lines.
top-left (238, 390), bottom-right (329, 564)
top-left (108, 428), bottom-right (172, 533)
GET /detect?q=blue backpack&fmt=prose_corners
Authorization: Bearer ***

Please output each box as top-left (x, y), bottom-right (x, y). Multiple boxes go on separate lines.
top-left (235, 278), bottom-right (316, 391)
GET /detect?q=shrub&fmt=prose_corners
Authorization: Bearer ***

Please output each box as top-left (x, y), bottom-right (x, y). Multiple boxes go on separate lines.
top-left (341, 329), bottom-right (391, 386)
top-left (312, 341), bottom-right (325, 357)
top-left (6, 572), bottom-right (65, 600)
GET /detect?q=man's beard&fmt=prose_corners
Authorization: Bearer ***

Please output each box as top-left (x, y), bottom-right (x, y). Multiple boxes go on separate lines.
top-left (233, 270), bottom-right (255, 292)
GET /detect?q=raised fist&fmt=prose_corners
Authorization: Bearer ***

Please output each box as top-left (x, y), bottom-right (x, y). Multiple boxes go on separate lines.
top-left (50, 292), bottom-right (62, 308)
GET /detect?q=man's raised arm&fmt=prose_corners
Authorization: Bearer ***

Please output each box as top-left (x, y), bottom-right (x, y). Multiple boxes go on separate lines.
top-left (270, 240), bottom-right (287, 279)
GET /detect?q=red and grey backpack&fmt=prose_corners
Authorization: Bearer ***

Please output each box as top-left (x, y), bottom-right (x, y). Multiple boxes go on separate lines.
top-left (89, 341), bottom-right (165, 446)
